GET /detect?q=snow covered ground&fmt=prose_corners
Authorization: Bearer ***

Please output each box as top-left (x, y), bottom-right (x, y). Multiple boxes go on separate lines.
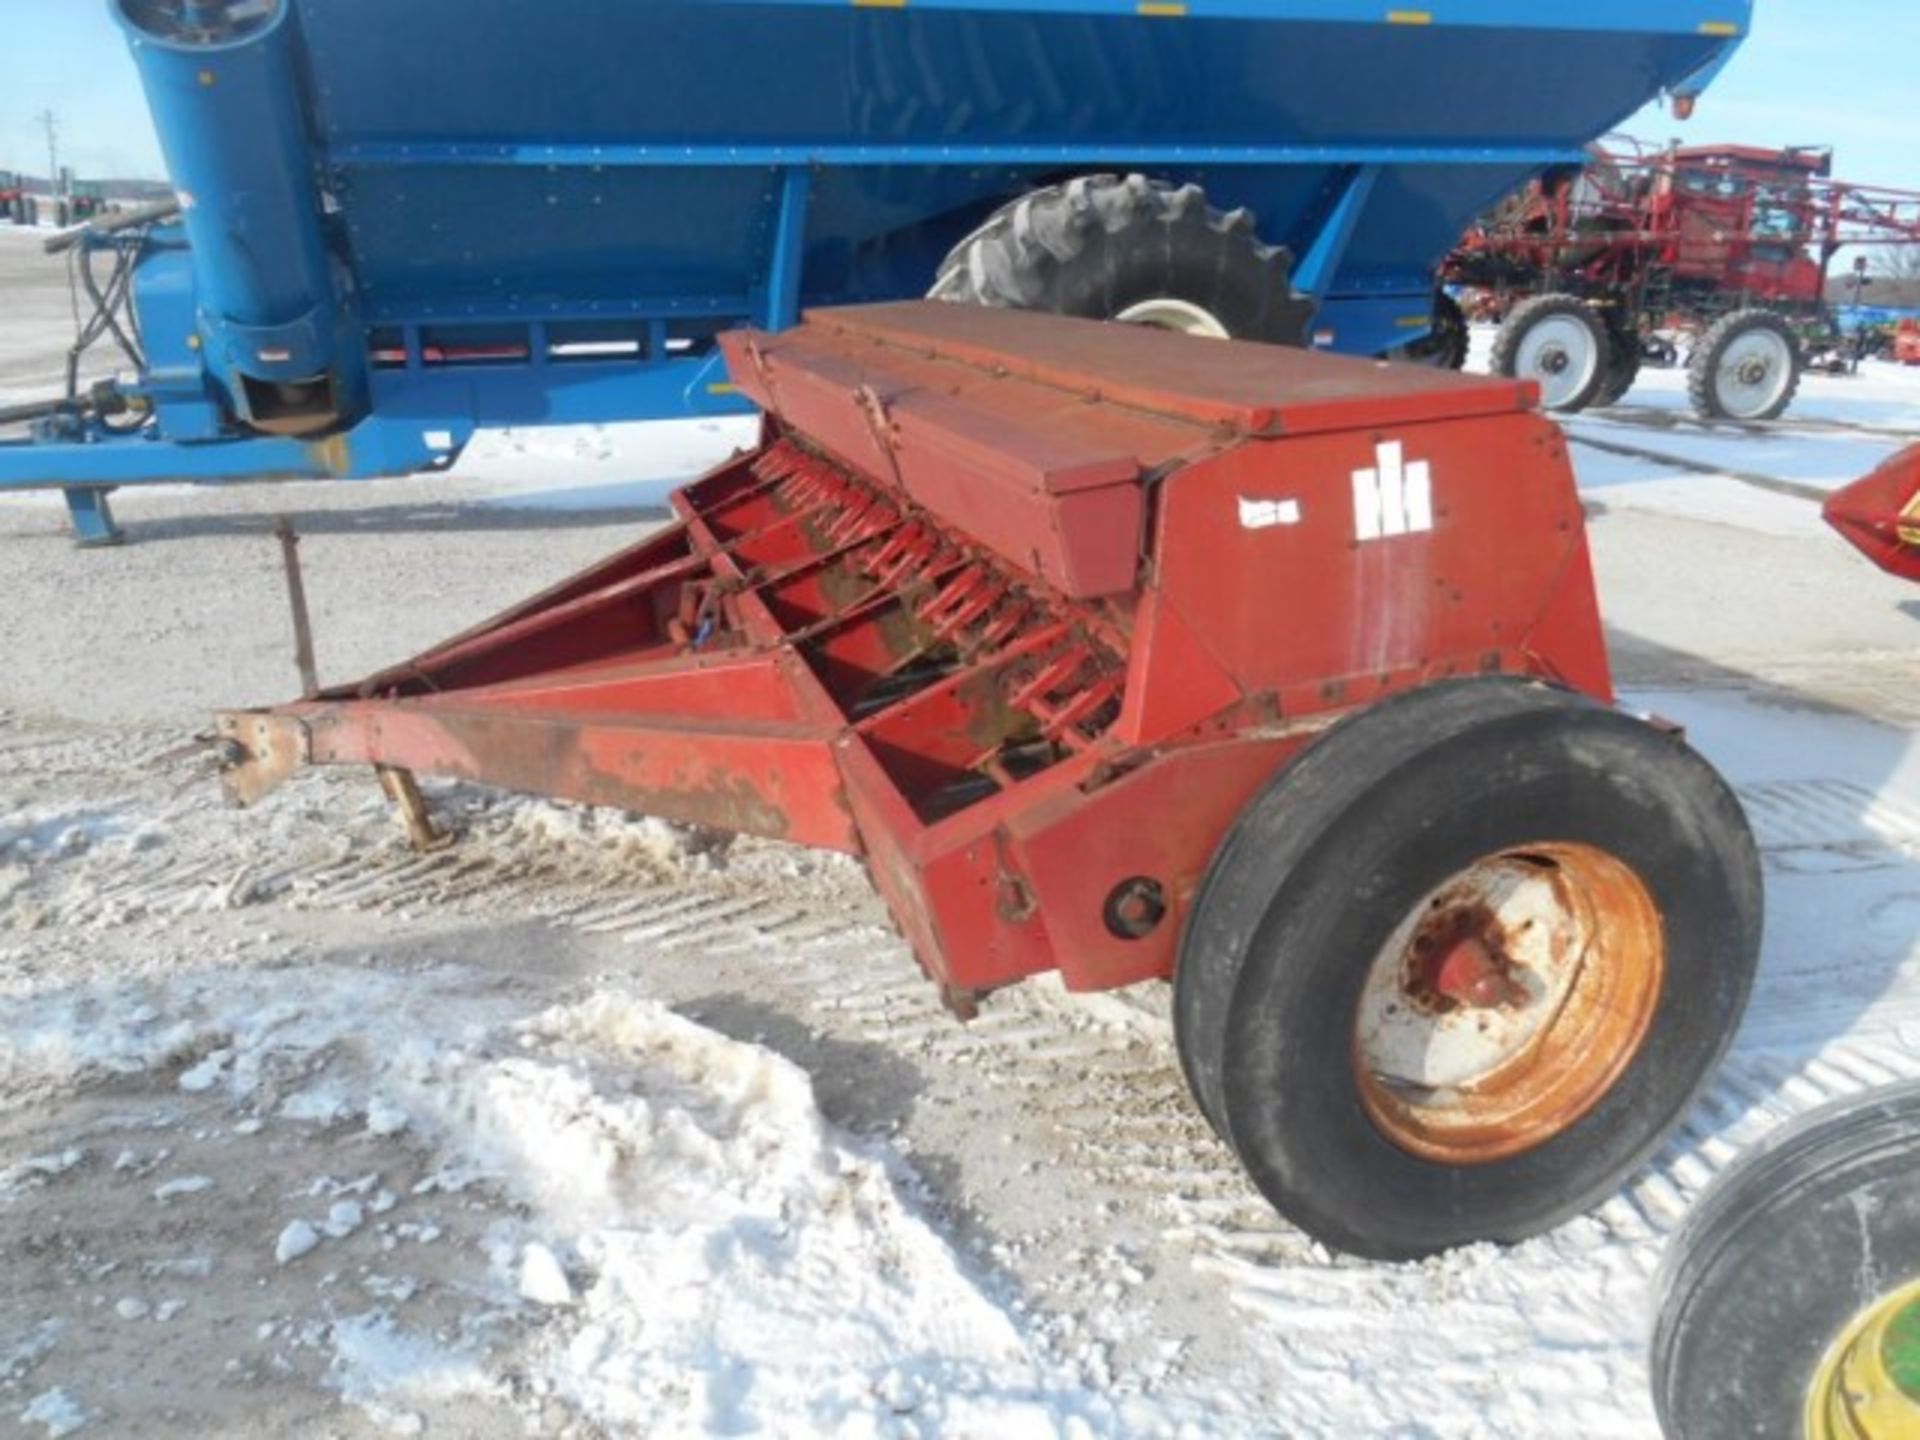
top-left (5, 236), bottom-right (1920, 1436)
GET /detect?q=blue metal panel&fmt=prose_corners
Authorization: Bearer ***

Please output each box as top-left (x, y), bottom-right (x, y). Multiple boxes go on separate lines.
top-left (684, 0), bottom-right (1746, 33)
top-left (298, 2), bottom-right (1745, 327)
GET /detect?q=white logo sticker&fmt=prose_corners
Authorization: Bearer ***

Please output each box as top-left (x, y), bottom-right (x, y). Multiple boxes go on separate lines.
top-left (1352, 440), bottom-right (1433, 542)
top-left (1238, 496), bottom-right (1302, 530)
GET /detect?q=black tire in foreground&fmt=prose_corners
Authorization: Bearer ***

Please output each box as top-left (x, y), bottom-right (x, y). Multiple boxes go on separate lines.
top-left (1173, 677), bottom-right (1763, 1261)
top-left (1688, 309), bottom-right (1804, 422)
top-left (1391, 290), bottom-right (1470, 369)
top-left (1595, 311), bottom-right (1644, 408)
top-left (1653, 1082), bottom-right (1920, 1439)
top-left (930, 174), bottom-right (1314, 347)
top-left (1490, 293), bottom-right (1614, 413)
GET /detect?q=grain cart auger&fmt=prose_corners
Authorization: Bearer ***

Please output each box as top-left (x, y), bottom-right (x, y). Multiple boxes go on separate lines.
top-left (215, 302), bottom-right (1763, 1261)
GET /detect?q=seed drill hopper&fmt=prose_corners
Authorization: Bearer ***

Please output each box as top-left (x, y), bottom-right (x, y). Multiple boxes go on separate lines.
top-left (219, 303), bottom-right (1764, 1259)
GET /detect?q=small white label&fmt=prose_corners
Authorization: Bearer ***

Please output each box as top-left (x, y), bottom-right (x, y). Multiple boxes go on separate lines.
top-left (1238, 496), bottom-right (1302, 530)
top-left (424, 430), bottom-right (454, 451)
top-left (1352, 440), bottom-right (1434, 542)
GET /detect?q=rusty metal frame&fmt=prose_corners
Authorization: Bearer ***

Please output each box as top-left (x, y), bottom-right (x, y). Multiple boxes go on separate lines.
top-left (217, 303), bottom-right (1612, 998)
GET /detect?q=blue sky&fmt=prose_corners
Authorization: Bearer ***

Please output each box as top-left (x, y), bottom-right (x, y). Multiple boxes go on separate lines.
top-left (2, 2), bottom-right (1916, 192)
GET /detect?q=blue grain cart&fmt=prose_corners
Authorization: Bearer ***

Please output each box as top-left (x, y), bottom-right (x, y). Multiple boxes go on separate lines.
top-left (2, 0), bottom-right (1751, 542)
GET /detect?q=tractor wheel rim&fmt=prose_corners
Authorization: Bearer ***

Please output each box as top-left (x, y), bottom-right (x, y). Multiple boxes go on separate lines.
top-left (1514, 316), bottom-right (1601, 409)
top-left (1114, 297), bottom-right (1231, 340)
top-left (1806, 1277), bottom-right (1920, 1439)
top-left (1715, 329), bottom-right (1794, 419)
top-left (1352, 843), bottom-right (1664, 1165)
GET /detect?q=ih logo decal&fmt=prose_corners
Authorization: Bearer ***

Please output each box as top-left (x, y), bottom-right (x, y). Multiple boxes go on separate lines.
top-left (1352, 440), bottom-right (1433, 541)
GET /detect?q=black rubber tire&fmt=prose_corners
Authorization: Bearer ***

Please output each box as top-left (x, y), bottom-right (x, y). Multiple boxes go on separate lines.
top-left (1687, 309), bottom-right (1804, 423)
top-left (1595, 314), bottom-right (1644, 408)
top-left (929, 174), bottom-right (1314, 347)
top-left (1490, 293), bottom-right (1613, 413)
top-left (1173, 677), bottom-right (1763, 1261)
top-left (1653, 1083), bottom-right (1920, 1440)
top-left (1390, 291), bottom-right (1470, 370)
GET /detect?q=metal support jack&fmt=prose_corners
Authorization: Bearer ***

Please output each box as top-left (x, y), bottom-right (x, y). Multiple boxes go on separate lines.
top-left (64, 487), bottom-right (123, 547)
top-left (375, 764), bottom-right (450, 852)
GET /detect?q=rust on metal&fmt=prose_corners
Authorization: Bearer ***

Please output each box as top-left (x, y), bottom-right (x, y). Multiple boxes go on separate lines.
top-left (274, 517), bottom-right (320, 699)
top-left (214, 710), bottom-right (311, 806)
top-left (375, 765), bottom-right (450, 852)
top-left (1354, 843), bottom-right (1664, 1165)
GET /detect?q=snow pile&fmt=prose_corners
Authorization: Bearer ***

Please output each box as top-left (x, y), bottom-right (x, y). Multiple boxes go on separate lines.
top-left (418, 993), bottom-right (1049, 1435)
top-left (0, 964), bottom-right (1218, 1437)
top-left (18, 1388), bottom-right (88, 1438)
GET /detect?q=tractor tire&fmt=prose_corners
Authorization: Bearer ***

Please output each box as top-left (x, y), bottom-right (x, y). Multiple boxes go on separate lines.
top-left (1652, 1083), bottom-right (1920, 1440)
top-left (1389, 290), bottom-right (1470, 370)
top-left (1688, 309), bottom-right (1803, 422)
top-left (1173, 677), bottom-right (1761, 1261)
top-left (1595, 316), bottom-right (1643, 408)
top-left (1490, 294), bottom-right (1613, 412)
top-left (929, 174), bottom-right (1313, 347)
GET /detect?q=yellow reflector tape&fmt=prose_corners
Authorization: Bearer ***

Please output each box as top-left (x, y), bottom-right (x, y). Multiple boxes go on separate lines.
top-left (1699, 20), bottom-right (1740, 35)
top-left (1387, 9), bottom-right (1433, 23)
top-left (1394, 315), bottom-right (1431, 329)
top-left (852, 0), bottom-right (906, 9)
top-left (707, 383), bottom-right (739, 395)
top-left (1138, 2), bottom-right (1187, 14)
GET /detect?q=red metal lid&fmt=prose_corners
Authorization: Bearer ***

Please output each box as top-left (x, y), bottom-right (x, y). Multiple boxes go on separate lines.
top-left (806, 301), bottom-right (1537, 437)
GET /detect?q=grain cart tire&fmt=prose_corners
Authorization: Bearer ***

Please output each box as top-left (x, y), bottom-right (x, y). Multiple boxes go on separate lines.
top-left (1595, 313), bottom-right (1644, 408)
top-left (1390, 290), bottom-right (1470, 369)
top-left (1173, 677), bottom-right (1762, 1261)
top-left (1490, 294), bottom-right (1613, 412)
top-left (929, 174), bottom-right (1314, 346)
top-left (1652, 1083), bottom-right (1920, 1440)
top-left (1689, 309), bottom-right (1803, 422)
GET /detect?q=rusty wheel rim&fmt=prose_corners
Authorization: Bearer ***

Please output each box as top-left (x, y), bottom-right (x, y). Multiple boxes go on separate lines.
top-left (1352, 843), bottom-right (1664, 1165)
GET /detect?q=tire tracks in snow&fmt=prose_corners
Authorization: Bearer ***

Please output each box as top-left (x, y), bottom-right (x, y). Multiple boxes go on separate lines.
top-left (14, 731), bottom-right (1920, 1410)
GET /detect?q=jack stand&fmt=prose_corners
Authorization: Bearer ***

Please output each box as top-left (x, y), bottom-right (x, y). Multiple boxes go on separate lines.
top-left (64, 487), bottom-right (124, 547)
top-left (375, 764), bottom-right (451, 852)
top-left (275, 517), bottom-right (320, 697)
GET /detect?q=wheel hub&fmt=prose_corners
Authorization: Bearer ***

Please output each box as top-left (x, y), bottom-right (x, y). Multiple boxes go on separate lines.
top-left (1425, 932), bottom-right (1529, 1011)
top-left (1353, 844), bottom-right (1664, 1164)
top-left (1513, 313), bottom-right (1603, 410)
top-left (1712, 327), bottom-right (1796, 420)
top-left (1808, 1279), bottom-right (1920, 1438)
